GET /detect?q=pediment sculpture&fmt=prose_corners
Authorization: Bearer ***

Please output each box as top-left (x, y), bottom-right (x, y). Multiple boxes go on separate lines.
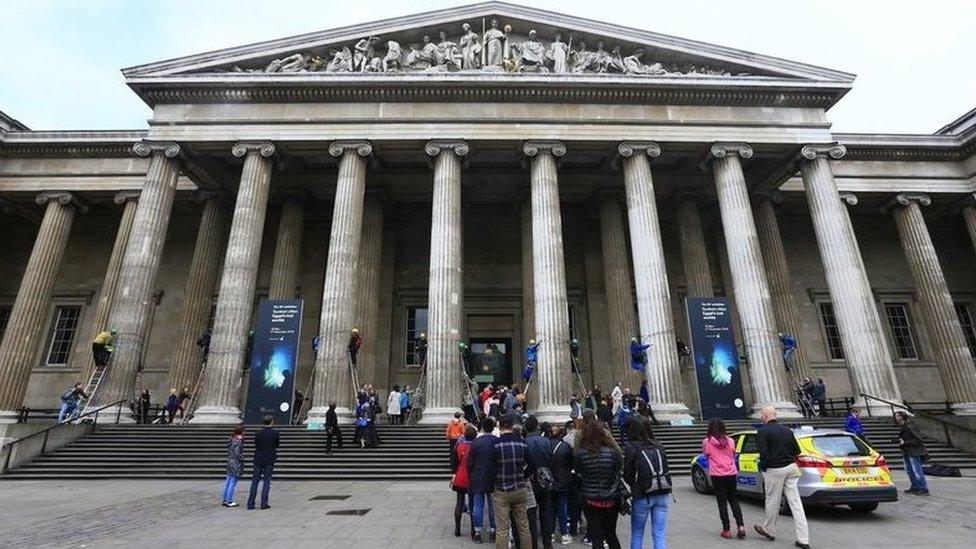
top-left (231, 19), bottom-right (746, 77)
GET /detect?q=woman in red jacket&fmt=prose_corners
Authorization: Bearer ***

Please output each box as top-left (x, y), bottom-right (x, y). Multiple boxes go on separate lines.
top-left (452, 425), bottom-right (478, 537)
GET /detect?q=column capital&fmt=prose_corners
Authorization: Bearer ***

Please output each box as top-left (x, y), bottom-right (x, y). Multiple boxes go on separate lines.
top-left (884, 192), bottom-right (931, 213)
top-left (708, 143), bottom-right (754, 161)
top-left (523, 140), bottom-right (566, 158)
top-left (133, 140), bottom-right (180, 159)
top-left (839, 192), bottom-right (859, 207)
top-left (800, 143), bottom-right (847, 161)
top-left (328, 140), bottom-right (373, 158)
top-left (113, 191), bottom-right (140, 205)
top-left (192, 190), bottom-right (231, 205)
top-left (424, 140), bottom-right (469, 157)
top-left (231, 141), bottom-right (276, 158)
top-left (35, 191), bottom-right (88, 213)
top-left (617, 141), bottom-right (661, 159)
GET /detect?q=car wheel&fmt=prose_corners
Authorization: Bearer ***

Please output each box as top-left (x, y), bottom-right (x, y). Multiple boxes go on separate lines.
top-left (848, 502), bottom-right (879, 513)
top-left (691, 466), bottom-right (712, 494)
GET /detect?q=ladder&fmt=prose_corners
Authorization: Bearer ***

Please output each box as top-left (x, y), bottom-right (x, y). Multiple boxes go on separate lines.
top-left (74, 363), bottom-right (109, 420)
top-left (782, 345), bottom-right (817, 417)
top-left (179, 357), bottom-right (208, 425)
top-left (569, 353), bottom-right (588, 398)
top-left (405, 360), bottom-right (427, 426)
top-left (459, 354), bottom-right (479, 416)
top-left (295, 368), bottom-right (316, 425)
top-left (347, 350), bottom-right (361, 405)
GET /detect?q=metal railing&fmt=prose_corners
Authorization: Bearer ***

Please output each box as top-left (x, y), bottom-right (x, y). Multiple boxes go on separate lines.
top-left (2, 399), bottom-right (127, 473)
top-left (860, 393), bottom-right (976, 448)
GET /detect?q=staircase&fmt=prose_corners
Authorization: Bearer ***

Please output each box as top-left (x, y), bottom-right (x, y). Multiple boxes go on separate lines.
top-left (3, 418), bottom-right (974, 480)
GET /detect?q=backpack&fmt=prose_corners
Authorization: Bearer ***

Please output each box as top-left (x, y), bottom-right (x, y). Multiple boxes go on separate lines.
top-left (637, 446), bottom-right (672, 493)
top-left (923, 463), bottom-right (961, 477)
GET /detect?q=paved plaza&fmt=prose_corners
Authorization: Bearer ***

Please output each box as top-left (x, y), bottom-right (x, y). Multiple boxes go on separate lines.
top-left (0, 473), bottom-right (973, 549)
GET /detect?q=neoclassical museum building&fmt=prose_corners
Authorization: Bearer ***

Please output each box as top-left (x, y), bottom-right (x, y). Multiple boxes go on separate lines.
top-left (1, 2), bottom-right (975, 424)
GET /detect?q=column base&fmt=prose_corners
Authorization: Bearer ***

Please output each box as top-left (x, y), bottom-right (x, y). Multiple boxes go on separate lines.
top-left (417, 406), bottom-right (462, 425)
top-left (749, 400), bottom-right (803, 420)
top-left (650, 402), bottom-right (694, 423)
top-left (305, 406), bottom-right (355, 426)
top-left (530, 405), bottom-right (573, 424)
top-left (0, 410), bottom-right (22, 425)
top-left (190, 405), bottom-right (242, 424)
top-left (950, 402), bottom-right (976, 416)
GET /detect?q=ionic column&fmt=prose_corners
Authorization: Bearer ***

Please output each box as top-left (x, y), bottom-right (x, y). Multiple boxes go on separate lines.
top-left (753, 195), bottom-right (809, 380)
top-left (306, 141), bottom-right (372, 423)
top-left (962, 200), bottom-right (976, 260)
top-left (166, 193), bottom-right (230, 392)
top-left (268, 197), bottom-right (305, 299)
top-left (354, 196), bottom-right (385, 386)
top-left (599, 193), bottom-right (639, 387)
top-left (79, 192), bottom-right (139, 381)
top-left (676, 198), bottom-right (714, 297)
top-left (619, 142), bottom-right (690, 420)
top-left (193, 142), bottom-right (275, 423)
top-left (520, 198), bottom-right (535, 340)
top-left (889, 193), bottom-right (976, 414)
top-left (97, 142), bottom-right (181, 414)
top-left (523, 141), bottom-right (573, 421)
top-left (0, 192), bottom-right (83, 422)
top-left (709, 143), bottom-right (798, 417)
top-left (799, 145), bottom-right (902, 414)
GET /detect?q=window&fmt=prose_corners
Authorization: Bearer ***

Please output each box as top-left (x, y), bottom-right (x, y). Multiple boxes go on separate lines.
top-left (818, 302), bottom-right (845, 360)
top-left (45, 305), bottom-right (82, 366)
top-left (954, 303), bottom-right (976, 358)
top-left (0, 304), bottom-right (11, 343)
top-left (405, 307), bottom-right (428, 365)
top-left (884, 303), bottom-right (919, 360)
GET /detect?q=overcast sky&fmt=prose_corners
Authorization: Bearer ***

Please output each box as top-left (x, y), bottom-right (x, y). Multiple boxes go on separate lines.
top-left (1, 0), bottom-right (974, 134)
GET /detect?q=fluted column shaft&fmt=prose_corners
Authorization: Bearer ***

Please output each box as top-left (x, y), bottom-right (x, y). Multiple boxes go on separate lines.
top-left (193, 143), bottom-right (274, 423)
top-left (619, 143), bottom-right (690, 419)
top-left (0, 193), bottom-right (78, 421)
top-left (420, 140), bottom-right (468, 423)
top-left (268, 198), bottom-right (305, 300)
top-left (754, 197), bottom-right (809, 379)
top-left (525, 142), bottom-right (573, 421)
top-left (80, 193), bottom-right (138, 381)
top-left (307, 142), bottom-right (372, 423)
top-left (98, 144), bottom-right (181, 412)
top-left (799, 146), bottom-right (901, 413)
top-left (963, 206), bottom-right (976, 260)
top-left (599, 195), bottom-right (639, 386)
top-left (166, 196), bottom-right (230, 392)
top-left (676, 199), bottom-right (714, 298)
top-left (520, 200), bottom-right (535, 340)
top-left (891, 195), bottom-right (976, 414)
top-left (710, 145), bottom-right (798, 417)
top-left (354, 197), bottom-right (384, 386)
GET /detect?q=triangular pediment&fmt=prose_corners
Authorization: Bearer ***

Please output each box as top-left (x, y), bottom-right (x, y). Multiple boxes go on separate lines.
top-left (123, 1), bottom-right (853, 83)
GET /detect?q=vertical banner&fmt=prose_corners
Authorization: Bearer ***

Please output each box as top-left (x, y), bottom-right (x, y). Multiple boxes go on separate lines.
top-left (685, 297), bottom-right (747, 420)
top-left (244, 299), bottom-right (304, 425)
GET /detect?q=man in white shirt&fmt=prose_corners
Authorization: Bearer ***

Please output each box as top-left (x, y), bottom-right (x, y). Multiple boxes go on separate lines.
top-left (611, 382), bottom-right (623, 416)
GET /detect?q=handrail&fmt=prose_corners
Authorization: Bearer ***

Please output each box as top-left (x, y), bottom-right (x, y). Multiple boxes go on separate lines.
top-left (1, 399), bottom-right (127, 472)
top-left (860, 393), bottom-right (976, 447)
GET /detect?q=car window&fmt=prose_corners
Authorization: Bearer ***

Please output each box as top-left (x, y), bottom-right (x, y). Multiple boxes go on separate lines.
top-left (739, 434), bottom-right (758, 454)
top-left (808, 435), bottom-right (871, 457)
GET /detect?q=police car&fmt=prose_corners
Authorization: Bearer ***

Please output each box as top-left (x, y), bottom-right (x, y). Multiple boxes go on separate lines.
top-left (690, 426), bottom-right (897, 513)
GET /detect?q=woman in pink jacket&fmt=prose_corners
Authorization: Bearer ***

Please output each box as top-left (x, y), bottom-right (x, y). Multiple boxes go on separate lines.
top-left (701, 418), bottom-right (746, 539)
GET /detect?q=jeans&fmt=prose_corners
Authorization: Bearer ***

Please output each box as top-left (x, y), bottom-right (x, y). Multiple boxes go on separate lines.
top-left (222, 474), bottom-right (239, 503)
top-left (57, 401), bottom-right (76, 423)
top-left (247, 463), bottom-right (274, 508)
top-left (631, 493), bottom-right (670, 549)
top-left (472, 491), bottom-right (496, 533)
top-left (583, 501), bottom-right (619, 549)
top-left (711, 475), bottom-right (743, 530)
top-left (904, 455), bottom-right (929, 492)
top-left (551, 490), bottom-right (569, 535)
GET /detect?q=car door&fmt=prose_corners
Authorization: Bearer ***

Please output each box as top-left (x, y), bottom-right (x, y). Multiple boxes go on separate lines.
top-left (736, 433), bottom-right (763, 495)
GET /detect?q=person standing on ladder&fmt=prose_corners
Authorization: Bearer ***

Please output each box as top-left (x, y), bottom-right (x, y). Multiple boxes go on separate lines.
top-left (196, 329), bottom-right (212, 364)
top-left (348, 328), bottom-right (363, 366)
top-left (523, 338), bottom-right (540, 389)
top-left (416, 332), bottom-right (428, 367)
top-left (91, 327), bottom-right (116, 367)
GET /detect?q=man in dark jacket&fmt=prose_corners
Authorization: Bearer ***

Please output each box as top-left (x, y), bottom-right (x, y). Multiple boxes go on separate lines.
top-left (467, 417), bottom-right (498, 543)
top-left (895, 411), bottom-right (929, 495)
top-left (754, 406), bottom-right (809, 548)
top-left (325, 402), bottom-right (342, 453)
top-left (491, 415), bottom-right (531, 549)
top-left (549, 425), bottom-right (575, 544)
top-left (247, 415), bottom-right (281, 510)
top-left (523, 416), bottom-right (554, 549)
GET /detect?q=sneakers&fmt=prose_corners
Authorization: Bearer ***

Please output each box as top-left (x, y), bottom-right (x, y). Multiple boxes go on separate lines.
top-left (914, 490), bottom-right (931, 496)
top-left (903, 487), bottom-right (918, 493)
top-left (560, 534), bottom-right (572, 545)
top-left (737, 526), bottom-right (747, 539)
top-left (222, 501), bottom-right (238, 508)
top-left (754, 525), bottom-right (775, 541)
top-left (720, 530), bottom-right (733, 539)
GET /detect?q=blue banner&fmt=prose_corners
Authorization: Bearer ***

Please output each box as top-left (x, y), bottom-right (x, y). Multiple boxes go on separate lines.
top-left (244, 299), bottom-right (304, 425)
top-left (685, 297), bottom-right (747, 420)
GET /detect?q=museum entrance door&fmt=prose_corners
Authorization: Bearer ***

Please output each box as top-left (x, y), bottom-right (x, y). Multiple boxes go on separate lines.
top-left (468, 338), bottom-right (513, 389)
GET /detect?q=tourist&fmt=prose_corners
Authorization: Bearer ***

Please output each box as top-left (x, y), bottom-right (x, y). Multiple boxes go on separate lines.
top-left (570, 395), bottom-right (582, 420)
top-left (400, 386), bottom-right (410, 422)
top-left (617, 398), bottom-right (634, 445)
top-left (895, 411), bottom-right (929, 496)
top-left (355, 400), bottom-right (372, 449)
top-left (491, 415), bottom-right (531, 549)
top-left (549, 424), bottom-right (574, 545)
top-left (247, 415), bottom-right (280, 510)
top-left (221, 424), bottom-right (245, 507)
top-left (325, 402), bottom-right (343, 453)
top-left (165, 388), bottom-right (179, 424)
top-left (57, 383), bottom-right (87, 423)
top-left (503, 388), bottom-right (518, 415)
top-left (524, 416), bottom-right (554, 549)
top-left (467, 417), bottom-right (499, 543)
top-left (611, 382), bottom-right (623, 416)
top-left (753, 406), bottom-right (808, 549)
top-left (625, 416), bottom-right (672, 549)
top-left (597, 395), bottom-right (613, 427)
top-left (480, 383), bottom-right (495, 409)
top-left (452, 425), bottom-right (477, 537)
top-left (387, 385), bottom-right (402, 425)
top-left (91, 327), bottom-right (115, 366)
top-left (574, 420), bottom-right (624, 549)
top-left (844, 406), bottom-right (865, 440)
top-left (636, 400), bottom-right (659, 426)
top-left (701, 418), bottom-right (744, 539)
top-left (446, 411), bottom-right (467, 469)
top-left (639, 381), bottom-right (649, 405)
top-left (137, 389), bottom-right (151, 424)
top-left (812, 378), bottom-right (827, 416)
top-left (176, 386), bottom-right (192, 421)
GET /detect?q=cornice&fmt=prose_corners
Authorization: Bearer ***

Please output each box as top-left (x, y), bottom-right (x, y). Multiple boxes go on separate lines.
top-left (0, 130), bottom-right (148, 158)
top-left (835, 132), bottom-right (974, 162)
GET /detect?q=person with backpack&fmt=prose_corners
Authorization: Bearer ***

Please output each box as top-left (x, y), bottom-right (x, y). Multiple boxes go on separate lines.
top-left (452, 425), bottom-right (478, 538)
top-left (895, 411), bottom-right (930, 496)
top-left (58, 383), bottom-right (88, 423)
top-left (524, 416), bottom-right (554, 549)
top-left (625, 416), bottom-right (672, 548)
top-left (221, 424), bottom-right (245, 507)
top-left (574, 419), bottom-right (624, 549)
top-left (701, 418), bottom-right (745, 539)
top-left (165, 388), bottom-right (179, 424)
top-left (355, 400), bottom-right (372, 449)
top-left (549, 424), bottom-right (575, 545)
top-left (467, 417), bottom-right (499, 543)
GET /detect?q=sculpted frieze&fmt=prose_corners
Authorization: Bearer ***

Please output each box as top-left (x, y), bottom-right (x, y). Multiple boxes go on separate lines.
top-left (230, 19), bottom-right (746, 77)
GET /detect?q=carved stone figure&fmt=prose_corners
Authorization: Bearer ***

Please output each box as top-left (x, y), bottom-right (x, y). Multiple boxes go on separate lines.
top-left (608, 45), bottom-right (626, 73)
top-left (438, 31), bottom-right (461, 69)
top-left (547, 32), bottom-right (570, 73)
top-left (484, 19), bottom-right (506, 66)
top-left (326, 47), bottom-right (354, 72)
top-left (591, 40), bottom-right (612, 73)
top-left (570, 40), bottom-right (595, 73)
top-left (622, 47), bottom-right (668, 75)
top-left (421, 35), bottom-right (443, 67)
top-left (266, 53), bottom-right (310, 73)
top-left (517, 30), bottom-right (547, 72)
top-left (354, 36), bottom-right (381, 72)
top-left (404, 42), bottom-right (431, 70)
top-left (383, 41), bottom-right (402, 72)
top-left (459, 23), bottom-right (481, 70)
